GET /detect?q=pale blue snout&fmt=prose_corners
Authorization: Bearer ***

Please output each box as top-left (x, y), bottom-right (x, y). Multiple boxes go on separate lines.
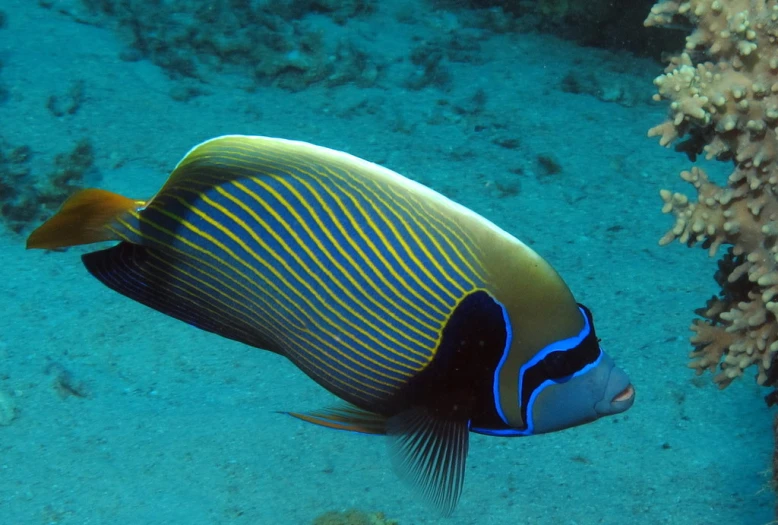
top-left (595, 358), bottom-right (635, 416)
top-left (529, 352), bottom-right (634, 434)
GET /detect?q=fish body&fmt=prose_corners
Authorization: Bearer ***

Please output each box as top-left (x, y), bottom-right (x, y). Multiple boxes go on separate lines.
top-left (27, 135), bottom-right (634, 514)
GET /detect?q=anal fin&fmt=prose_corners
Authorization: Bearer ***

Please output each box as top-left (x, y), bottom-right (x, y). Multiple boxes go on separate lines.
top-left (284, 404), bottom-right (388, 435)
top-left (82, 242), bottom-right (282, 354)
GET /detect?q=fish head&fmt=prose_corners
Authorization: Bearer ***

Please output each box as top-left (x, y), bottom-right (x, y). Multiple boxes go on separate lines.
top-left (515, 304), bottom-right (634, 434)
top-left (482, 304), bottom-right (634, 437)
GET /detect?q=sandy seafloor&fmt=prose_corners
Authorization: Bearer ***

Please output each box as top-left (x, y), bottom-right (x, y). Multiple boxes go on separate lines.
top-left (0, 1), bottom-right (775, 524)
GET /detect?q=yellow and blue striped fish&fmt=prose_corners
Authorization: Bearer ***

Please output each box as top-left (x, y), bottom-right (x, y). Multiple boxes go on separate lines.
top-left (27, 135), bottom-right (634, 515)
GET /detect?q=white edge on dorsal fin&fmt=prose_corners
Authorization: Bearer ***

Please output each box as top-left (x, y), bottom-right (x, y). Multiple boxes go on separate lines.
top-left (180, 134), bottom-right (544, 263)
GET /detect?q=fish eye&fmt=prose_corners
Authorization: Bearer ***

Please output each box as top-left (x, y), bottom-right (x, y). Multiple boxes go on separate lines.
top-left (541, 351), bottom-right (579, 380)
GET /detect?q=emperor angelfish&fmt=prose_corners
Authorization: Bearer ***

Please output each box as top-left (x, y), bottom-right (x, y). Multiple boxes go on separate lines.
top-left (27, 135), bottom-right (635, 515)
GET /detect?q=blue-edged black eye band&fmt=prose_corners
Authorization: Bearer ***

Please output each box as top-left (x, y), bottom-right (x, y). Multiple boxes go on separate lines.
top-left (470, 304), bottom-right (602, 437)
top-left (516, 305), bottom-right (602, 432)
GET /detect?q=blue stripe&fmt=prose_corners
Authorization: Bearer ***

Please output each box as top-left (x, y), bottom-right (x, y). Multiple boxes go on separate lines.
top-left (485, 306), bottom-right (595, 436)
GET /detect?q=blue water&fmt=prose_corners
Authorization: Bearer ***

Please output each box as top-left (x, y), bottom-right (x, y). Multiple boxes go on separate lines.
top-left (0, 1), bottom-right (773, 524)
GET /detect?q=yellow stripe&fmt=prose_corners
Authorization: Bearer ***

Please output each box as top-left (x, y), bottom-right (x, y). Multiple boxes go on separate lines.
top-left (275, 165), bottom-right (445, 320)
top-left (382, 183), bottom-right (485, 285)
top-left (265, 175), bottom-right (438, 341)
top-left (119, 206), bottom-right (410, 393)
top-left (329, 167), bottom-right (472, 295)
top-left (119, 212), bottom-right (309, 330)
top-left (117, 220), bottom-right (394, 399)
top-left (209, 179), bottom-right (431, 363)
top-left (183, 186), bottom-right (429, 369)
top-left (143, 251), bottom-right (274, 340)
top-left (134, 239), bottom-right (392, 401)
top-left (243, 155), bottom-right (449, 317)
top-left (402, 193), bottom-right (485, 277)
top-left (182, 144), bottom-right (447, 318)
top-left (273, 154), bottom-right (452, 310)
top-left (149, 197), bottom-right (419, 384)
top-left (150, 253), bottom-right (394, 401)
top-left (321, 165), bottom-right (459, 303)
top-left (111, 218), bottom-right (294, 332)
top-left (260, 140), bottom-right (483, 278)
top-left (277, 172), bottom-right (442, 329)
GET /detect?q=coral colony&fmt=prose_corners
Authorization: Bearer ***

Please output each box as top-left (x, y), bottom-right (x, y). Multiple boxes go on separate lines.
top-left (646, 0), bottom-right (778, 515)
top-left (648, 0), bottom-right (778, 395)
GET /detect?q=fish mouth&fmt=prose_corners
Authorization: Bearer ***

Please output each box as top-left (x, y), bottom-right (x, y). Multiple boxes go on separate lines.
top-left (594, 364), bottom-right (635, 416)
top-left (612, 384), bottom-right (635, 403)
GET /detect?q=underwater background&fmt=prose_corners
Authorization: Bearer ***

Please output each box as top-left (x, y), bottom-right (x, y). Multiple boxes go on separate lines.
top-left (0, 0), bottom-right (774, 523)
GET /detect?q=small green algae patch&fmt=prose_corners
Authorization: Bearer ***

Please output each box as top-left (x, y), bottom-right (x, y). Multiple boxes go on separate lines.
top-left (312, 509), bottom-right (398, 525)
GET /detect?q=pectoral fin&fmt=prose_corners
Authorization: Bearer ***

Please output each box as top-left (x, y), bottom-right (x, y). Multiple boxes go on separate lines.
top-left (387, 406), bottom-right (470, 517)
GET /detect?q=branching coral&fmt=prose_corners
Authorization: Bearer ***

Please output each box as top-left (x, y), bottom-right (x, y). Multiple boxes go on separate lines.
top-left (646, 0), bottom-right (778, 392)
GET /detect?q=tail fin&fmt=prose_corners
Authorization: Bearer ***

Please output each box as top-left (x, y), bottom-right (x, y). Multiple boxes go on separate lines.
top-left (26, 188), bottom-right (143, 250)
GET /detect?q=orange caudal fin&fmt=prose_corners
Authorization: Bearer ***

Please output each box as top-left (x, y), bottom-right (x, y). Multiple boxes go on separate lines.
top-left (26, 188), bottom-right (143, 250)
